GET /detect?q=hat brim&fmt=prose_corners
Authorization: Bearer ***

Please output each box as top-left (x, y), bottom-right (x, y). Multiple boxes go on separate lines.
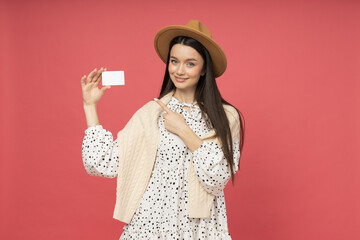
top-left (154, 25), bottom-right (227, 78)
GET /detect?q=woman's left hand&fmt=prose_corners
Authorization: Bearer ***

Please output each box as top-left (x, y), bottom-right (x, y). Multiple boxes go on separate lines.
top-left (154, 98), bottom-right (189, 136)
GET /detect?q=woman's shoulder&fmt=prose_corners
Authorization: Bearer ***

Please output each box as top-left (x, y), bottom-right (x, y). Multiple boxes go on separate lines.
top-left (222, 103), bottom-right (241, 137)
top-left (132, 99), bottom-right (157, 115)
top-left (222, 103), bottom-right (239, 120)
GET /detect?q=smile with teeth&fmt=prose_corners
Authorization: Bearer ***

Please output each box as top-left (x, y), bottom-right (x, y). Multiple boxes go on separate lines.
top-left (175, 76), bottom-right (188, 82)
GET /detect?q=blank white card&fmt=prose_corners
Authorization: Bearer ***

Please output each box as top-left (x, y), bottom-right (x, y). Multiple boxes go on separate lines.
top-left (102, 71), bottom-right (125, 86)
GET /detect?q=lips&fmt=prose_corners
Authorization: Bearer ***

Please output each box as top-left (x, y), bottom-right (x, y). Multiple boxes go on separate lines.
top-left (175, 77), bottom-right (188, 82)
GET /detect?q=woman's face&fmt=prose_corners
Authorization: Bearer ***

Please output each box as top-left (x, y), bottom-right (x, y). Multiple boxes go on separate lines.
top-left (168, 44), bottom-right (205, 91)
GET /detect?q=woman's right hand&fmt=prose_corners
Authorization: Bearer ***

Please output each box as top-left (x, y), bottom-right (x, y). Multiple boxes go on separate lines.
top-left (81, 67), bottom-right (111, 106)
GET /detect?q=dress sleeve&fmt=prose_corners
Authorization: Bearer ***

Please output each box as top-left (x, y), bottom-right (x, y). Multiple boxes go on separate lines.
top-left (191, 137), bottom-right (241, 196)
top-left (81, 125), bottom-right (119, 178)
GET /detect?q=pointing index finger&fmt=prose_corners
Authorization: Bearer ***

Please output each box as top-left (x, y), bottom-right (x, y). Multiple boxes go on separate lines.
top-left (154, 98), bottom-right (172, 113)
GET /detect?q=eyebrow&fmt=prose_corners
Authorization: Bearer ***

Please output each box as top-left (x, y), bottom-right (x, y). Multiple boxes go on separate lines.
top-left (170, 56), bottom-right (198, 62)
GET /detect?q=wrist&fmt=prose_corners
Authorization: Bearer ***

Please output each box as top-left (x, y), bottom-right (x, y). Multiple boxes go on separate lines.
top-left (178, 125), bottom-right (191, 138)
top-left (178, 125), bottom-right (204, 152)
top-left (88, 123), bottom-right (100, 127)
top-left (83, 102), bottom-right (97, 108)
top-left (83, 102), bottom-right (100, 128)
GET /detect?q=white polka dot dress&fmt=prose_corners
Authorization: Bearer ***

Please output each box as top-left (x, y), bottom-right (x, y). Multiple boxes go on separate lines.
top-left (82, 96), bottom-right (240, 239)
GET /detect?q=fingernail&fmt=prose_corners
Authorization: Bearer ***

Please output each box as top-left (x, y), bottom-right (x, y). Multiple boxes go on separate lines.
top-left (154, 98), bottom-right (158, 101)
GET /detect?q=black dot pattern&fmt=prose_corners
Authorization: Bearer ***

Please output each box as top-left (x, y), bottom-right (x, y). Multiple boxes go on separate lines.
top-left (82, 126), bottom-right (119, 178)
top-left (82, 96), bottom-right (240, 239)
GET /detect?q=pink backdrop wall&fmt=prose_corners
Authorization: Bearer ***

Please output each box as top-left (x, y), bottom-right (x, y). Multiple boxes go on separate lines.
top-left (1, 0), bottom-right (359, 239)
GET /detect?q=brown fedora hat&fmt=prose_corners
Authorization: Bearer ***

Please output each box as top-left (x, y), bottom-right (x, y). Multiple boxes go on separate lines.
top-left (154, 20), bottom-right (227, 78)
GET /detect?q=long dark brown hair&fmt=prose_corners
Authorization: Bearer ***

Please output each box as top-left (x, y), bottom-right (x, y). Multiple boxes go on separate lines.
top-left (157, 36), bottom-right (245, 185)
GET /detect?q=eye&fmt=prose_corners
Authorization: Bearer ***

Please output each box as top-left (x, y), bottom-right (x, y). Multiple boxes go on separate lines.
top-left (170, 59), bottom-right (178, 64)
top-left (187, 62), bottom-right (195, 67)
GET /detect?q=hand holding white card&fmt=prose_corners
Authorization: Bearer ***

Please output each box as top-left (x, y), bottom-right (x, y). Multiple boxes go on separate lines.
top-left (102, 71), bottom-right (125, 86)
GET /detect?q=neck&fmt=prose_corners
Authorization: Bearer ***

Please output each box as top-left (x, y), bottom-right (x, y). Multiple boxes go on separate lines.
top-left (173, 88), bottom-right (196, 104)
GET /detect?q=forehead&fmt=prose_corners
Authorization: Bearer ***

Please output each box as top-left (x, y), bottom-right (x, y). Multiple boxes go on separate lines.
top-left (170, 44), bottom-right (203, 61)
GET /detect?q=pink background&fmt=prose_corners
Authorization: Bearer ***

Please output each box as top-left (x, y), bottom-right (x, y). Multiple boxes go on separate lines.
top-left (1, 0), bottom-right (359, 239)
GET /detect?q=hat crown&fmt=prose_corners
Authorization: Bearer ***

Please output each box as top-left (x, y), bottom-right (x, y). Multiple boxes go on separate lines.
top-left (185, 20), bottom-right (212, 39)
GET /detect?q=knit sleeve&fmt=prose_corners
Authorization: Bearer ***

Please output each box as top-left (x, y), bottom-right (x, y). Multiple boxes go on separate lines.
top-left (81, 125), bottom-right (119, 178)
top-left (191, 137), bottom-right (240, 196)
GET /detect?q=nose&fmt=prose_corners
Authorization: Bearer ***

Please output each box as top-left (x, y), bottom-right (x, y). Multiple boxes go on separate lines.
top-left (176, 63), bottom-right (185, 75)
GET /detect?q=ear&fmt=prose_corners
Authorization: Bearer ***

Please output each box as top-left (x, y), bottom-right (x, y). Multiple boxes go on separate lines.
top-left (201, 70), bottom-right (206, 76)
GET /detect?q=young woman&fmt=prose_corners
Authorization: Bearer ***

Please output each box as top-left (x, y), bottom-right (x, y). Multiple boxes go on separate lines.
top-left (81, 20), bottom-right (245, 239)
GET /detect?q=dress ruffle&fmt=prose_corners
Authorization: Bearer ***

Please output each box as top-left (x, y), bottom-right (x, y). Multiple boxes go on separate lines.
top-left (120, 226), bottom-right (232, 240)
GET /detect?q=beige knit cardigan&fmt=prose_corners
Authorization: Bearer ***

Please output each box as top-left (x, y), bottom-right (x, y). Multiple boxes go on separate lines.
top-left (113, 89), bottom-right (240, 223)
